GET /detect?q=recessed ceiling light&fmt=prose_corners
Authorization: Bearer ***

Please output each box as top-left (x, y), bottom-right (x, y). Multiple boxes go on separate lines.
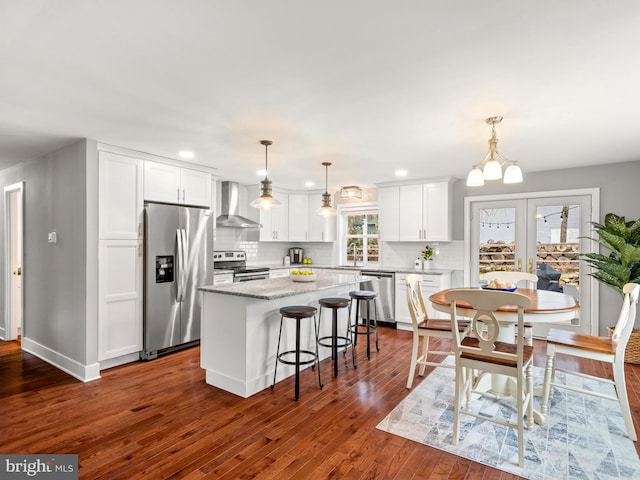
top-left (256, 169), bottom-right (267, 176)
top-left (395, 169), bottom-right (408, 177)
top-left (179, 150), bottom-right (195, 159)
top-left (305, 181), bottom-right (315, 187)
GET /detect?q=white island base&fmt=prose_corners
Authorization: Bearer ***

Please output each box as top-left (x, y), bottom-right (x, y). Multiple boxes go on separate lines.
top-left (200, 274), bottom-right (363, 398)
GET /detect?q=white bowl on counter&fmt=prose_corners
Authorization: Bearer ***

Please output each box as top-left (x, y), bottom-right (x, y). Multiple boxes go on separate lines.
top-left (290, 271), bottom-right (317, 282)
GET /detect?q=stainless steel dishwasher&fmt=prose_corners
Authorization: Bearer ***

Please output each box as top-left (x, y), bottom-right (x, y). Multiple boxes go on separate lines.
top-left (359, 271), bottom-right (395, 326)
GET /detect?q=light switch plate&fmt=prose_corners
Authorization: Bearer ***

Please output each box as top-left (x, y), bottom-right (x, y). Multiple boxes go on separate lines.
top-left (48, 232), bottom-right (57, 243)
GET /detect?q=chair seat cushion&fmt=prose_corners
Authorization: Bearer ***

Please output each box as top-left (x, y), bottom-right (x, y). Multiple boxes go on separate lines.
top-left (546, 328), bottom-right (615, 355)
top-left (460, 337), bottom-right (534, 367)
top-left (417, 318), bottom-right (470, 332)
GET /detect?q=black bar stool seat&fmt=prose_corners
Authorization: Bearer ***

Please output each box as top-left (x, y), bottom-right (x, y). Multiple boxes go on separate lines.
top-left (349, 290), bottom-right (380, 359)
top-left (318, 297), bottom-right (356, 377)
top-left (271, 305), bottom-right (322, 400)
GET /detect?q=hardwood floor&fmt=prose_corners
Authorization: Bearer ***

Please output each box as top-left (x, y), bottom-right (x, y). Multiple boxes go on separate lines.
top-left (2, 328), bottom-right (639, 479)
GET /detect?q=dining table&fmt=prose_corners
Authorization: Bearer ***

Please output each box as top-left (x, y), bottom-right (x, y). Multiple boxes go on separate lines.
top-left (428, 287), bottom-right (580, 424)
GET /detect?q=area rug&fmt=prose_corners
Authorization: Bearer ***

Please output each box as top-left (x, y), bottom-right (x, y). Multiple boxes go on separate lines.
top-left (377, 360), bottom-right (640, 479)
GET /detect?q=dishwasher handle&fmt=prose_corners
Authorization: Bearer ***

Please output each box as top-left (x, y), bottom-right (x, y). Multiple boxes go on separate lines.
top-left (361, 271), bottom-right (395, 279)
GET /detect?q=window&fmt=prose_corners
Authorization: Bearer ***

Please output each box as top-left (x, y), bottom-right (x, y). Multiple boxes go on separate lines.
top-left (344, 212), bottom-right (379, 265)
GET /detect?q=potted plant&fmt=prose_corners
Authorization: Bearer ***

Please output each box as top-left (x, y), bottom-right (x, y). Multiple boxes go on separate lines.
top-left (421, 245), bottom-right (435, 269)
top-left (581, 213), bottom-right (640, 363)
top-left (580, 213), bottom-right (640, 296)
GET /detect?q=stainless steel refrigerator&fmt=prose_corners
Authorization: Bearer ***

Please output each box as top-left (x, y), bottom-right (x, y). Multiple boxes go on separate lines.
top-left (142, 202), bottom-right (213, 360)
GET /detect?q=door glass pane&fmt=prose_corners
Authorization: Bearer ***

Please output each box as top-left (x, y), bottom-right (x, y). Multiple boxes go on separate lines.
top-left (479, 207), bottom-right (517, 277)
top-left (535, 204), bottom-right (581, 298)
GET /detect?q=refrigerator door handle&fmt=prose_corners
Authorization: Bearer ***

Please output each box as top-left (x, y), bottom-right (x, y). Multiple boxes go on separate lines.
top-left (176, 229), bottom-right (184, 302)
top-left (181, 228), bottom-right (188, 300)
top-left (180, 228), bottom-right (188, 301)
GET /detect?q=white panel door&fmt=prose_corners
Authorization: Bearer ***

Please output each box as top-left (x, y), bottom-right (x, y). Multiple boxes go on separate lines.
top-left (180, 168), bottom-right (211, 207)
top-left (423, 182), bottom-right (451, 241)
top-left (99, 151), bottom-right (143, 240)
top-left (289, 194), bottom-right (309, 241)
top-left (98, 240), bottom-right (143, 361)
top-left (144, 161), bottom-right (181, 203)
top-left (399, 184), bottom-right (423, 241)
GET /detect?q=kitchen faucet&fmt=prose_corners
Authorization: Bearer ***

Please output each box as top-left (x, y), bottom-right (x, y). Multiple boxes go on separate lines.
top-left (349, 242), bottom-right (358, 266)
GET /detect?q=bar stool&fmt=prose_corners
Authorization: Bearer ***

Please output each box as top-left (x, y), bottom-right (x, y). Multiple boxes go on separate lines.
top-left (317, 297), bottom-right (356, 377)
top-left (348, 290), bottom-right (379, 359)
top-left (271, 305), bottom-right (322, 400)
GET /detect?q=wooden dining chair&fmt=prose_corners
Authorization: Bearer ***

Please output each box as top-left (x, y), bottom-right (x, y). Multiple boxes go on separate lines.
top-left (404, 274), bottom-right (470, 389)
top-left (540, 282), bottom-right (640, 441)
top-left (445, 288), bottom-right (534, 468)
top-left (484, 271), bottom-right (538, 346)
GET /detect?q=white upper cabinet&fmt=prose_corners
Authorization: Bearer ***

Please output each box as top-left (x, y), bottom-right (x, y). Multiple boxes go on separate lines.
top-left (307, 193), bottom-right (336, 242)
top-left (144, 161), bottom-right (211, 207)
top-left (99, 151), bottom-right (143, 240)
top-left (384, 179), bottom-right (452, 242)
top-left (378, 186), bottom-right (400, 241)
top-left (422, 181), bottom-right (451, 241)
top-left (288, 194), bottom-right (309, 241)
top-left (246, 186), bottom-right (289, 241)
top-left (287, 193), bottom-right (336, 242)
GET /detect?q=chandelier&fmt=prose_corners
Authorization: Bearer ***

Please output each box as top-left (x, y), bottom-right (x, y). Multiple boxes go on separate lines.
top-left (466, 116), bottom-right (523, 187)
top-left (250, 140), bottom-right (282, 210)
top-left (317, 162), bottom-right (337, 217)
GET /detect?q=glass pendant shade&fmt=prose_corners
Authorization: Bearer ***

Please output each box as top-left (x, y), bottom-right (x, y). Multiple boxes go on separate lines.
top-left (503, 163), bottom-right (523, 184)
top-left (318, 162), bottom-right (336, 217)
top-left (251, 140), bottom-right (281, 210)
top-left (466, 167), bottom-right (485, 186)
top-left (482, 158), bottom-right (503, 180)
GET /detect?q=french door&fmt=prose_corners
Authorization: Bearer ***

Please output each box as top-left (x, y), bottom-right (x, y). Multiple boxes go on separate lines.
top-left (466, 190), bottom-right (598, 336)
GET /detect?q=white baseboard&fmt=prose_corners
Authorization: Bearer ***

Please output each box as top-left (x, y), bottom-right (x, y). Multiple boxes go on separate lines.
top-left (21, 337), bottom-right (101, 382)
top-left (99, 352), bottom-right (140, 371)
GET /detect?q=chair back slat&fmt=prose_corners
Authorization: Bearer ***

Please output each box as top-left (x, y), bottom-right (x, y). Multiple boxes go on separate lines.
top-left (445, 289), bottom-right (531, 364)
top-left (405, 274), bottom-right (426, 332)
top-left (612, 283), bottom-right (640, 356)
top-left (484, 271), bottom-right (538, 289)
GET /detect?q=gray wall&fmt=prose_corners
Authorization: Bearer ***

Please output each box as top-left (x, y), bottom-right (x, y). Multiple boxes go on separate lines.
top-left (0, 139), bottom-right (95, 367)
top-left (451, 159), bottom-right (640, 333)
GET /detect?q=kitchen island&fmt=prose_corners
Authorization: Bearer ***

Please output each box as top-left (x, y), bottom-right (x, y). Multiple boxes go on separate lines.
top-left (199, 273), bottom-right (366, 397)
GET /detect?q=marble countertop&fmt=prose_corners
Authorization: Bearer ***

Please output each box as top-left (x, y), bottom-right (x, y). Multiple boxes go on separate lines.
top-left (212, 269), bottom-right (234, 275)
top-left (200, 272), bottom-right (366, 300)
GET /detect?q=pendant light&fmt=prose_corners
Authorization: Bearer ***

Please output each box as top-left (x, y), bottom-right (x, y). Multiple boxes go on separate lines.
top-left (250, 140), bottom-right (282, 210)
top-left (466, 116), bottom-right (523, 186)
top-left (317, 162), bottom-right (336, 217)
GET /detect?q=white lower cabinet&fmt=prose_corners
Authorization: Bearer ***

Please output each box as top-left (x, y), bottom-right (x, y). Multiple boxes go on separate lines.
top-left (98, 239), bottom-right (143, 361)
top-left (395, 272), bottom-right (452, 331)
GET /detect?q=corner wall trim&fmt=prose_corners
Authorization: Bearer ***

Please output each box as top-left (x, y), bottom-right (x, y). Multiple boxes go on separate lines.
top-left (21, 337), bottom-right (101, 382)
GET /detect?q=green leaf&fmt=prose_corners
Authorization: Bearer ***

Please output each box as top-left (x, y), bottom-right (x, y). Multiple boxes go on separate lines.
top-left (604, 213), bottom-right (628, 238)
top-left (620, 244), bottom-right (640, 266)
top-left (598, 230), bottom-right (626, 254)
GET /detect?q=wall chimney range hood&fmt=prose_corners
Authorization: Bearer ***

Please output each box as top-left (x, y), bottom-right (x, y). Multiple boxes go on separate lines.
top-left (216, 181), bottom-right (262, 228)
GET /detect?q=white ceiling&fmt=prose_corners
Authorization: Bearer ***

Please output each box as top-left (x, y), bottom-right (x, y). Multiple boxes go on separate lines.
top-left (1, 1), bottom-right (639, 191)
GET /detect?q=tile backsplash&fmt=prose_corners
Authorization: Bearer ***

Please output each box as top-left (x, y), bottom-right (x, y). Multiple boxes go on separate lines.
top-left (214, 227), bottom-right (464, 271)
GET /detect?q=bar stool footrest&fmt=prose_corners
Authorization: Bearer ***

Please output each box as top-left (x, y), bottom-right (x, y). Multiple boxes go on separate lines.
top-left (277, 350), bottom-right (318, 367)
top-left (318, 335), bottom-right (352, 349)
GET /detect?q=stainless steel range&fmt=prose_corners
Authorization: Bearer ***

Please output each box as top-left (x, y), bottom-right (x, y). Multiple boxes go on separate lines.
top-left (213, 251), bottom-right (270, 282)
